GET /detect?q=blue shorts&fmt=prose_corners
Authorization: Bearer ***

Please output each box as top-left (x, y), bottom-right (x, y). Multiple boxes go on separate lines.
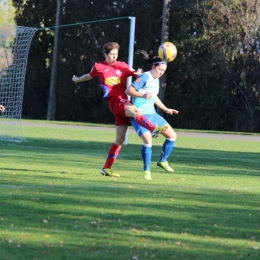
top-left (130, 113), bottom-right (168, 137)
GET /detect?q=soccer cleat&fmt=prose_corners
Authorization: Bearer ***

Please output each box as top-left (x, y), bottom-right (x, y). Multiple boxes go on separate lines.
top-left (143, 170), bottom-right (152, 180)
top-left (157, 161), bottom-right (174, 172)
top-left (101, 168), bottom-right (120, 177)
top-left (152, 124), bottom-right (169, 138)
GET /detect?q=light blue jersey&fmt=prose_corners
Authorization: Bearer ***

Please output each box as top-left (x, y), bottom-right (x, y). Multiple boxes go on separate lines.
top-left (130, 68), bottom-right (176, 172)
top-left (131, 71), bottom-right (159, 115)
top-left (130, 71), bottom-right (168, 137)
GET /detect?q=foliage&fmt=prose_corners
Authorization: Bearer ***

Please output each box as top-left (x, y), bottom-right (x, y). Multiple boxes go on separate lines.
top-left (196, 0), bottom-right (260, 131)
top-left (0, 0), bottom-right (16, 73)
top-left (8, 0), bottom-right (260, 132)
top-left (0, 0), bottom-right (16, 28)
top-left (12, 0), bottom-right (56, 118)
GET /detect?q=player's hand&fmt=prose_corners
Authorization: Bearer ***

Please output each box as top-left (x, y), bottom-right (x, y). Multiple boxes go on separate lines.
top-left (136, 68), bottom-right (143, 75)
top-left (0, 105), bottom-right (5, 112)
top-left (133, 68), bottom-right (143, 76)
top-left (142, 92), bottom-right (152, 99)
top-left (72, 75), bottom-right (78, 82)
top-left (164, 108), bottom-right (179, 115)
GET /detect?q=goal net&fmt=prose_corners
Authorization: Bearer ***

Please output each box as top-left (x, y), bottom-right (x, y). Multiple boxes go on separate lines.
top-left (0, 25), bottom-right (37, 142)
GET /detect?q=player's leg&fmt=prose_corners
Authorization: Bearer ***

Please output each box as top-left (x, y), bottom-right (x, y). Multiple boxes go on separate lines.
top-left (130, 118), bottom-right (152, 180)
top-left (140, 132), bottom-right (153, 180)
top-left (101, 116), bottom-right (129, 177)
top-left (157, 124), bottom-right (177, 173)
top-left (124, 101), bottom-right (168, 137)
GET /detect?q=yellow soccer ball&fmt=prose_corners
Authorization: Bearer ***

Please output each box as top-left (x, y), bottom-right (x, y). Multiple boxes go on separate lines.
top-left (158, 42), bottom-right (177, 62)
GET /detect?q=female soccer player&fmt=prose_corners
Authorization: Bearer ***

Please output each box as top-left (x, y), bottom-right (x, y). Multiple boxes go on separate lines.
top-left (125, 50), bottom-right (179, 180)
top-left (72, 42), bottom-right (168, 177)
top-left (0, 105), bottom-right (5, 111)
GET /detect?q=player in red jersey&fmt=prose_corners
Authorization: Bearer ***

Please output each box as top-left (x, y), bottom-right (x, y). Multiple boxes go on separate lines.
top-left (72, 42), bottom-right (168, 177)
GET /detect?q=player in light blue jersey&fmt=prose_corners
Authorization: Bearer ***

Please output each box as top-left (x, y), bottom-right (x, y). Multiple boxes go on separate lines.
top-left (125, 50), bottom-right (179, 180)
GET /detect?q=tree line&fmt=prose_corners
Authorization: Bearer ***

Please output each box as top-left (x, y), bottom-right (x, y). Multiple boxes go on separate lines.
top-left (11, 0), bottom-right (260, 132)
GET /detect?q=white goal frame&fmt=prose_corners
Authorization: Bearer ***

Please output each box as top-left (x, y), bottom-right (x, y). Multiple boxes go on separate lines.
top-left (0, 26), bottom-right (37, 142)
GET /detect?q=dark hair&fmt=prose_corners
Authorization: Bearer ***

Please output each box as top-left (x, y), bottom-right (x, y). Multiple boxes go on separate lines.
top-left (103, 42), bottom-right (120, 54)
top-left (135, 50), bottom-right (167, 66)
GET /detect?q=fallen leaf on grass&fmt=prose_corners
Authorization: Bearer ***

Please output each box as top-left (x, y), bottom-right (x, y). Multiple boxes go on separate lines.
top-left (153, 224), bottom-right (160, 228)
top-left (139, 237), bottom-right (145, 242)
top-left (131, 229), bottom-right (144, 234)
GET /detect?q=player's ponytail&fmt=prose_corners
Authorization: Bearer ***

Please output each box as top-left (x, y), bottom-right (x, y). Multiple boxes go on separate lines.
top-left (135, 50), bottom-right (166, 65)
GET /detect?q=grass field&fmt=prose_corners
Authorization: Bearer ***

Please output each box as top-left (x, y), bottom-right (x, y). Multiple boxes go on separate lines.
top-left (0, 121), bottom-right (259, 260)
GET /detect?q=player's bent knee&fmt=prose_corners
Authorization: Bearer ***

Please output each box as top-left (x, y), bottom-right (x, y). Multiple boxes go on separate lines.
top-left (163, 128), bottom-right (177, 140)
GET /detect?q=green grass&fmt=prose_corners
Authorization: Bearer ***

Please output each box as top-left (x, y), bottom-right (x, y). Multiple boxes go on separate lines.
top-left (0, 121), bottom-right (259, 260)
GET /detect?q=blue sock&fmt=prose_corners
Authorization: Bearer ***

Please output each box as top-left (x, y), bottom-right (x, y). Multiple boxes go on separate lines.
top-left (158, 139), bottom-right (175, 162)
top-left (141, 144), bottom-right (152, 171)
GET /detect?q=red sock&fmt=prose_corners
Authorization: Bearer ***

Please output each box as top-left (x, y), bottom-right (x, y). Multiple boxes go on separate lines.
top-left (103, 143), bottom-right (121, 169)
top-left (135, 115), bottom-right (155, 132)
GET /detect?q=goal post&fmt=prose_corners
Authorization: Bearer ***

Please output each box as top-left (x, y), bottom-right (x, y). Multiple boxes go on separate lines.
top-left (123, 16), bottom-right (136, 145)
top-left (0, 26), bottom-right (38, 142)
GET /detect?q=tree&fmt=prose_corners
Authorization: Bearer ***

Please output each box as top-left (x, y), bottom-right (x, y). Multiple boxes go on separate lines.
top-left (197, 0), bottom-right (260, 131)
top-left (10, 0), bottom-right (260, 132)
top-left (12, 0), bottom-right (57, 119)
top-left (47, 0), bottom-right (62, 120)
top-left (0, 0), bottom-right (16, 27)
top-left (0, 0), bottom-right (16, 71)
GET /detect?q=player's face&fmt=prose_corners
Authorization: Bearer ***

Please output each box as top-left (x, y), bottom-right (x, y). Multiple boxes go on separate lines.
top-left (152, 63), bottom-right (167, 78)
top-left (105, 49), bottom-right (118, 65)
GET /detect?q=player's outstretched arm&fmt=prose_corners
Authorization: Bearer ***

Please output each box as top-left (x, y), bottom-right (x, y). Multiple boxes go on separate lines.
top-left (155, 97), bottom-right (179, 115)
top-left (72, 73), bottom-right (93, 83)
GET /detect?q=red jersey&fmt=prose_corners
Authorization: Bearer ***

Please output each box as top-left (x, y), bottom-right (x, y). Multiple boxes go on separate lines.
top-left (89, 61), bottom-right (136, 99)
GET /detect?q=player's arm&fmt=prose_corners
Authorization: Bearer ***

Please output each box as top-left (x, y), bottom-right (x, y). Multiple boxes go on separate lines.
top-left (155, 96), bottom-right (179, 115)
top-left (72, 73), bottom-right (93, 83)
top-left (123, 62), bottom-right (143, 77)
top-left (125, 85), bottom-right (152, 99)
top-left (132, 68), bottom-right (143, 76)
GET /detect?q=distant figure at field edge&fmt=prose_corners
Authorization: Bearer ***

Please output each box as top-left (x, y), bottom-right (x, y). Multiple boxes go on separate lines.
top-left (0, 105), bottom-right (5, 112)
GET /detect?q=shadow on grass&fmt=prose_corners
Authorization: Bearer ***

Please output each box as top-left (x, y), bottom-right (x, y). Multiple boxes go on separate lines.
top-left (1, 136), bottom-right (259, 175)
top-left (0, 136), bottom-right (259, 259)
top-left (0, 178), bottom-right (259, 260)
